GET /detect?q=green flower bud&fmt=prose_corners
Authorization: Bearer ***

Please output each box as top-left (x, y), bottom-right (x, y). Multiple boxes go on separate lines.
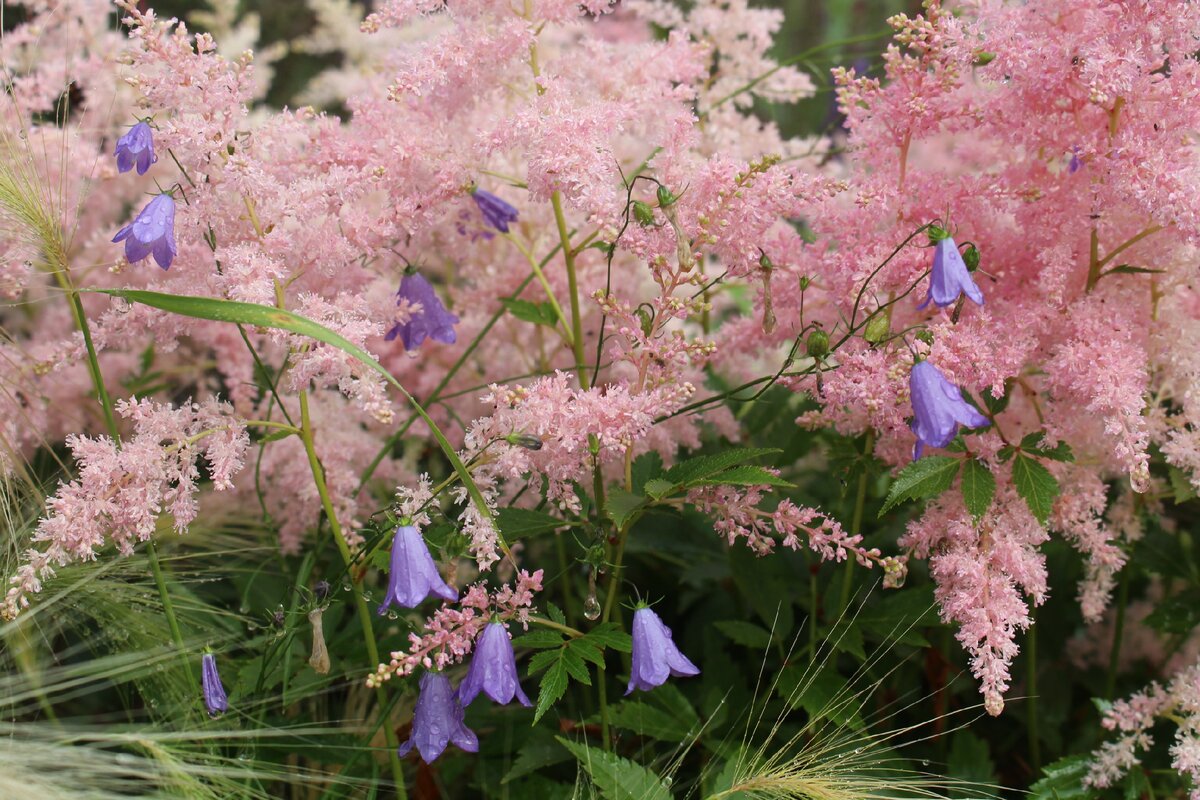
top-left (927, 225), bottom-right (951, 244)
top-left (656, 184), bottom-right (678, 208)
top-left (632, 200), bottom-right (655, 227)
top-left (973, 51), bottom-right (996, 66)
top-left (505, 433), bottom-right (544, 451)
top-left (863, 311), bottom-right (890, 344)
top-left (963, 243), bottom-right (980, 272)
top-left (916, 330), bottom-right (935, 347)
top-left (759, 251), bottom-right (773, 270)
top-left (635, 306), bottom-right (654, 337)
top-left (805, 329), bottom-right (830, 359)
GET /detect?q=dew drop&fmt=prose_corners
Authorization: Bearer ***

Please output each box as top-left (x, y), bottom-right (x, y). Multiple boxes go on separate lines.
top-left (387, 610), bottom-right (399, 621)
top-left (341, 580), bottom-right (352, 592)
top-left (583, 594), bottom-right (601, 621)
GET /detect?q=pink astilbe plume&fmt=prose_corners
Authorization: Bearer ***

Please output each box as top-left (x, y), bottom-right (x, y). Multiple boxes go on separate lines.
top-left (3, 398), bottom-right (248, 619)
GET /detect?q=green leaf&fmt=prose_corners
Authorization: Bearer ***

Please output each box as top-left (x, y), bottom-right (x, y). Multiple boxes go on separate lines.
top-left (664, 448), bottom-right (781, 485)
top-left (512, 630), bottom-right (567, 649)
top-left (497, 507), bottom-right (569, 538)
top-left (607, 701), bottom-right (697, 742)
top-left (545, 601), bottom-right (567, 626)
top-left (1029, 755), bottom-right (1097, 800)
top-left (605, 488), bottom-right (646, 529)
top-left (503, 730), bottom-right (570, 783)
top-left (581, 623), bottom-right (632, 652)
top-left (947, 731), bottom-right (997, 797)
top-left (97, 289), bottom-right (497, 545)
top-left (527, 650), bottom-right (562, 675)
top-left (642, 478), bottom-right (677, 501)
top-left (1168, 466), bottom-right (1197, 504)
top-left (960, 458), bottom-right (996, 519)
top-left (879, 456), bottom-right (961, 516)
top-left (630, 452), bottom-right (664, 495)
top-left (714, 620), bottom-right (772, 649)
top-left (1143, 590), bottom-right (1200, 634)
top-left (776, 665), bottom-right (863, 728)
top-left (534, 658), bottom-right (570, 723)
top-left (689, 465), bottom-right (795, 489)
top-left (502, 298), bottom-right (560, 327)
top-left (560, 646), bottom-right (591, 685)
top-left (556, 738), bottom-right (672, 800)
top-left (1012, 453), bottom-right (1059, 524)
top-left (981, 381), bottom-right (1011, 415)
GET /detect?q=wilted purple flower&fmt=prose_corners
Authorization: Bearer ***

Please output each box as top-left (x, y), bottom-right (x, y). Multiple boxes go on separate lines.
top-left (471, 189), bottom-right (519, 234)
top-left (378, 525), bottom-right (458, 613)
top-left (397, 671), bottom-right (479, 763)
top-left (386, 271), bottom-right (459, 351)
top-left (458, 622), bottom-right (532, 707)
top-left (201, 653), bottom-right (228, 716)
top-left (114, 121), bottom-right (157, 175)
top-left (112, 193), bottom-right (177, 270)
top-left (626, 606), bottom-right (699, 695)
top-left (918, 237), bottom-right (984, 311)
top-left (909, 360), bottom-right (990, 459)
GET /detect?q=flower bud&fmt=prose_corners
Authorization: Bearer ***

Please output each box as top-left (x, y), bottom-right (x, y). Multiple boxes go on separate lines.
top-left (916, 330), bottom-right (935, 347)
top-left (505, 433), bottom-right (544, 451)
top-left (308, 608), bottom-right (330, 674)
top-left (635, 306), bottom-right (654, 337)
top-left (927, 225), bottom-right (950, 243)
top-left (962, 244), bottom-right (980, 272)
top-left (973, 51), bottom-right (996, 66)
top-left (863, 311), bottom-right (890, 344)
top-left (759, 251), bottom-right (774, 270)
top-left (805, 329), bottom-right (830, 359)
top-left (632, 201), bottom-right (655, 227)
top-left (656, 184), bottom-right (678, 208)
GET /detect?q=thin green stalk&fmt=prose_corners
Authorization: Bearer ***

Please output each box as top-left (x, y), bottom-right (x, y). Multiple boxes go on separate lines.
top-left (550, 191), bottom-right (589, 391)
top-left (1106, 567), bottom-right (1130, 699)
top-left (838, 431), bottom-right (874, 615)
top-left (597, 667), bottom-right (611, 751)
top-left (1027, 606), bottom-right (1041, 773)
top-left (298, 391), bottom-right (407, 797)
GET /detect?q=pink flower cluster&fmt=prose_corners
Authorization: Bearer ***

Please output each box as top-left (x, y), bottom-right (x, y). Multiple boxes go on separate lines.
top-left (367, 568), bottom-right (543, 688)
top-left (3, 398), bottom-right (247, 619)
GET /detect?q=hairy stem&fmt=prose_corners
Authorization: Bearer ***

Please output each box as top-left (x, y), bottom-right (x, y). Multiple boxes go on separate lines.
top-left (299, 391), bottom-right (407, 796)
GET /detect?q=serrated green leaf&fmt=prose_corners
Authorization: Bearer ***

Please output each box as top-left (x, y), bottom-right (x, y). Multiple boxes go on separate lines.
top-left (1033, 441), bottom-right (1075, 462)
top-left (497, 507), bottom-right (569, 538)
top-left (573, 641), bottom-right (606, 667)
top-left (503, 730), bottom-right (570, 783)
top-left (546, 601), bottom-right (567, 626)
top-left (630, 451), bottom-right (664, 495)
top-left (556, 738), bottom-right (672, 800)
top-left (879, 456), bottom-right (960, 516)
top-left (1029, 755), bottom-right (1096, 800)
top-left (512, 630), bottom-right (567, 649)
top-left (607, 701), bottom-right (697, 742)
top-left (664, 448), bottom-right (781, 485)
top-left (643, 478), bottom-right (677, 500)
top-left (258, 429), bottom-right (295, 443)
top-left (582, 623), bottom-right (632, 653)
top-left (982, 382), bottom-right (1011, 415)
top-left (960, 458), bottom-right (996, 519)
top-left (560, 647), bottom-right (591, 685)
top-left (502, 298), bottom-right (560, 327)
top-left (527, 650), bottom-right (562, 675)
top-left (689, 465), bottom-right (795, 489)
top-left (534, 658), bottom-right (570, 723)
top-left (714, 620), bottom-right (772, 649)
top-left (605, 488), bottom-right (646, 529)
top-left (1012, 453), bottom-right (1059, 524)
top-left (1168, 466), bottom-right (1197, 503)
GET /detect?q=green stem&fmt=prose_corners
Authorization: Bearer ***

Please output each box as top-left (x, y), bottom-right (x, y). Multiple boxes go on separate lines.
top-left (1106, 567), bottom-right (1130, 699)
top-left (550, 191), bottom-right (589, 391)
top-left (838, 431), bottom-right (874, 615)
top-left (1027, 605), bottom-right (1041, 773)
top-left (298, 391), bottom-right (407, 797)
top-left (146, 541), bottom-right (195, 685)
top-left (598, 667), bottom-right (611, 751)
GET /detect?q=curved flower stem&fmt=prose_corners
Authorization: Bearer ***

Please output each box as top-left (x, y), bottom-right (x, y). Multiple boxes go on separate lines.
top-left (506, 233), bottom-right (575, 346)
top-left (528, 616), bottom-right (585, 638)
top-left (298, 391), bottom-right (407, 796)
top-left (551, 191), bottom-right (590, 391)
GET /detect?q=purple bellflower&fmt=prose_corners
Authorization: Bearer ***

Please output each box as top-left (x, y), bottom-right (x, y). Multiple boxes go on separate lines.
top-left (918, 237), bottom-right (984, 311)
top-left (386, 270), bottom-right (460, 351)
top-left (201, 653), bottom-right (228, 716)
top-left (114, 121), bottom-right (157, 175)
top-left (397, 671), bottom-right (479, 763)
top-left (626, 605), bottom-right (700, 695)
top-left (471, 188), bottom-right (519, 234)
top-left (112, 193), bottom-right (177, 270)
top-left (1068, 147), bottom-right (1083, 174)
top-left (458, 622), bottom-right (532, 707)
top-left (378, 524), bottom-right (458, 613)
top-left (909, 360), bottom-right (990, 460)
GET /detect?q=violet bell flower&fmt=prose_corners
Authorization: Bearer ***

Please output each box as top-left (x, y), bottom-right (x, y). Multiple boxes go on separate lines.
top-left (386, 270), bottom-right (459, 351)
top-left (626, 605), bottom-right (700, 695)
top-left (918, 235), bottom-right (984, 311)
top-left (471, 188), bottom-right (519, 233)
top-left (114, 121), bottom-right (157, 175)
top-left (909, 359), bottom-right (990, 460)
top-left (201, 653), bottom-right (228, 716)
top-left (378, 524), bottom-right (458, 613)
top-left (397, 671), bottom-right (479, 763)
top-left (112, 193), bottom-right (177, 270)
top-left (458, 622), bottom-right (532, 707)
